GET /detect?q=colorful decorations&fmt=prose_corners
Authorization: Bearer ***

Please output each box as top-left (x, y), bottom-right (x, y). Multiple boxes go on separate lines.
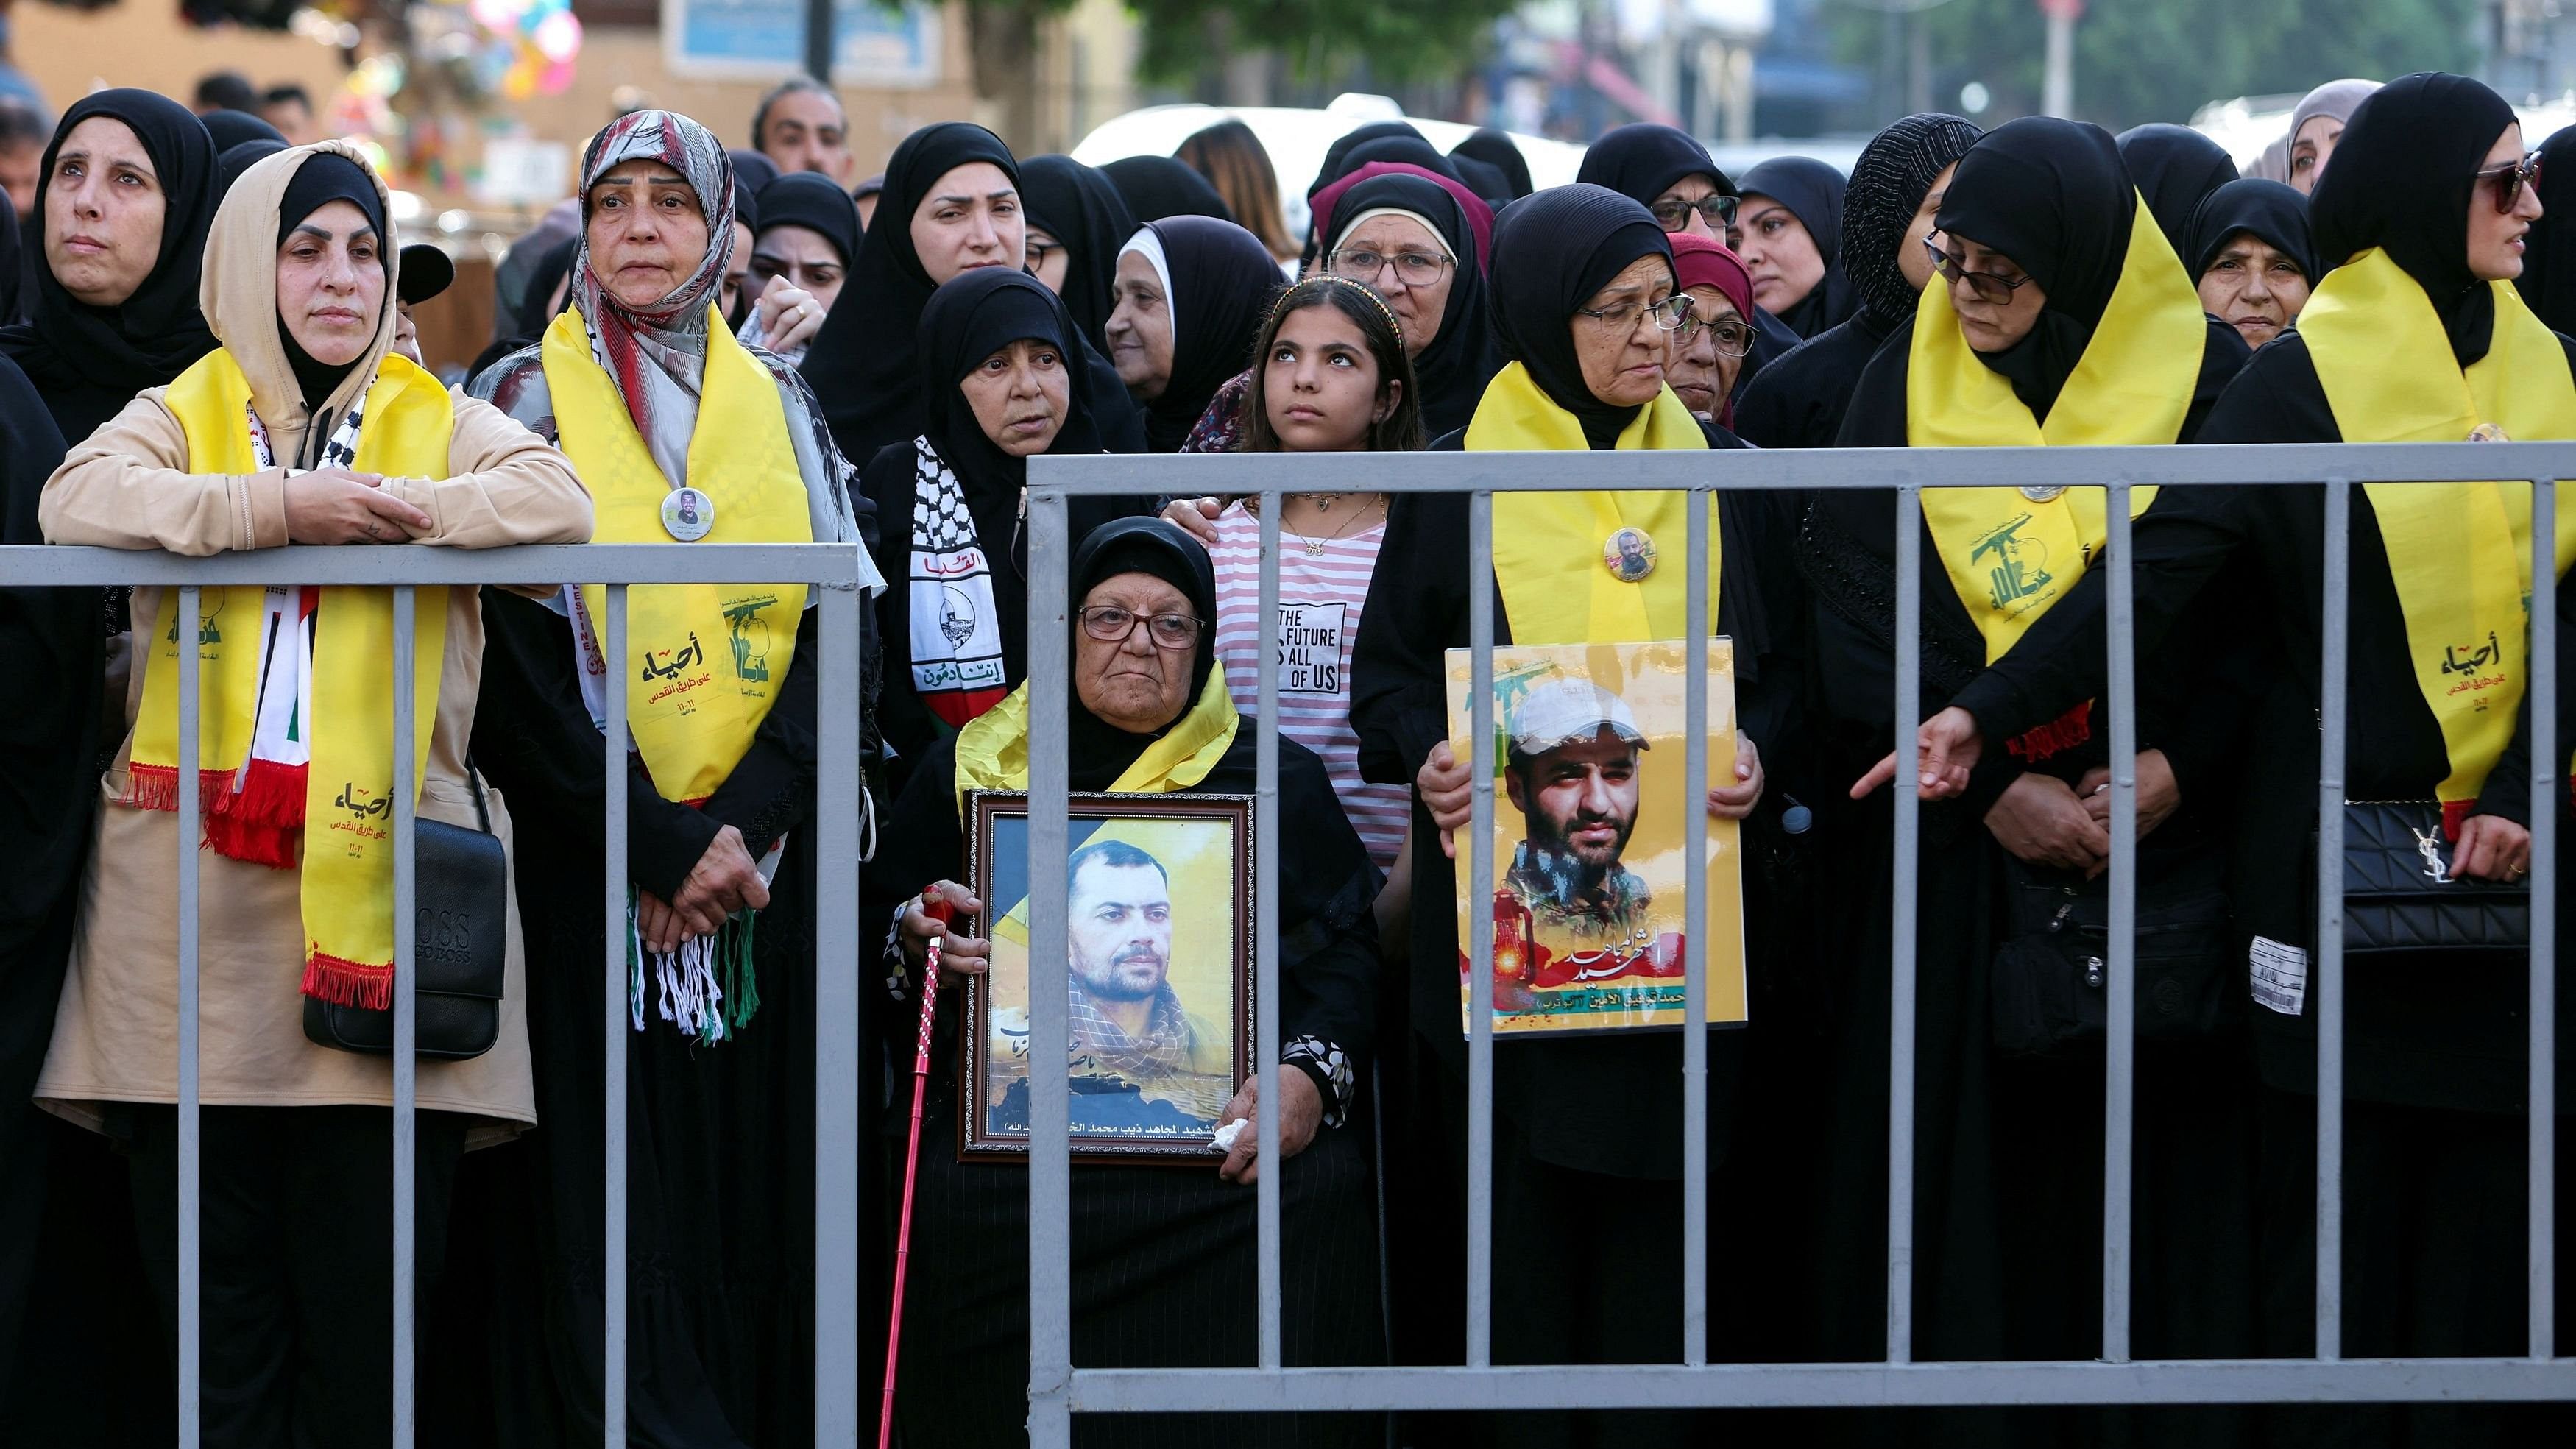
top-left (467, 0), bottom-right (585, 99)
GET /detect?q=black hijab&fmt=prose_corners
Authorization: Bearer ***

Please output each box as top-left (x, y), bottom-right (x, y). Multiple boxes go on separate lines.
top-left (1738, 155), bottom-right (1857, 337)
top-left (1101, 155), bottom-right (1234, 224)
top-left (0, 89), bottom-right (221, 446)
top-left (465, 235), bottom-right (578, 386)
top-left (2313, 71), bottom-right (2522, 366)
top-left (1321, 169), bottom-right (1499, 439)
top-left (1019, 154), bottom-right (1137, 344)
top-left (1066, 516), bottom-right (1220, 787)
top-left (0, 189), bottom-right (19, 327)
top-left (1452, 127), bottom-right (1533, 201)
top-left (756, 171), bottom-right (860, 266)
top-left (1487, 183), bottom-right (1675, 450)
top-left (802, 121), bottom-right (1021, 461)
top-left (1844, 113), bottom-right (1982, 327)
top-left (1936, 116), bottom-right (2136, 422)
top-left (1313, 122), bottom-right (1432, 200)
top-left (1578, 123), bottom-right (1735, 208)
top-left (2516, 122), bottom-right (2576, 334)
top-left (199, 108), bottom-right (283, 152)
top-left (216, 138), bottom-right (286, 196)
top-left (2115, 122), bottom-right (2240, 257)
top-left (1130, 215), bottom-right (1280, 450)
top-left (920, 266), bottom-right (1102, 507)
top-left (727, 149), bottom-right (777, 233)
top-left (2186, 177), bottom-right (2320, 283)
top-left (273, 152), bottom-right (389, 412)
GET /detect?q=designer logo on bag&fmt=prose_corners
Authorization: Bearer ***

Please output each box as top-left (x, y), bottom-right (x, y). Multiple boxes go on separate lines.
top-left (2413, 826), bottom-right (2452, 885)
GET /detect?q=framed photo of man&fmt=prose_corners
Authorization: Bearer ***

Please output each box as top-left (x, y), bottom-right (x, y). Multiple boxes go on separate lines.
top-left (1443, 640), bottom-right (1749, 1036)
top-left (960, 791), bottom-right (1255, 1161)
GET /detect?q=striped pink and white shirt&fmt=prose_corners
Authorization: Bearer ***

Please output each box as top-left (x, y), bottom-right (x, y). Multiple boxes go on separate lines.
top-left (1210, 500), bottom-right (1409, 872)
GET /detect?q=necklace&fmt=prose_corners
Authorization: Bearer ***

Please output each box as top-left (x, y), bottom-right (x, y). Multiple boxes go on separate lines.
top-left (1282, 494), bottom-right (1384, 558)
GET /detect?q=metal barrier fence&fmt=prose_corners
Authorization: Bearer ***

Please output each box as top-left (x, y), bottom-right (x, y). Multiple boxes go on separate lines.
top-left (0, 540), bottom-right (869, 1449)
top-left (1018, 442), bottom-right (2576, 1442)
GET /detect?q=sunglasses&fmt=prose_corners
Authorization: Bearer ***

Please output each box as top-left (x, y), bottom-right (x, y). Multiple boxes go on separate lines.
top-left (1924, 238), bottom-right (2037, 305)
top-left (2476, 150), bottom-right (2544, 213)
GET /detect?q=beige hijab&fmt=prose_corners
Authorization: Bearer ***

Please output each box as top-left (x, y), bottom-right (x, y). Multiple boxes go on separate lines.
top-left (199, 140), bottom-right (401, 434)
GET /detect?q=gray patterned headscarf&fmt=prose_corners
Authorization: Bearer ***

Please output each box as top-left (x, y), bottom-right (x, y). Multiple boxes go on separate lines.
top-left (570, 108), bottom-right (737, 487)
top-left (1842, 113), bottom-right (1984, 326)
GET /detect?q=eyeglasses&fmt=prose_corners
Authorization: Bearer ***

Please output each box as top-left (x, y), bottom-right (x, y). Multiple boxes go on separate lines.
top-left (1025, 238), bottom-right (1061, 267)
top-left (1649, 194), bottom-right (1741, 232)
top-left (1325, 248), bottom-right (1452, 284)
top-left (2475, 150), bottom-right (2544, 213)
top-left (1677, 314), bottom-right (1755, 357)
top-left (1078, 606), bottom-right (1203, 649)
top-left (1575, 292), bottom-right (1696, 334)
top-left (1923, 238), bottom-right (2037, 305)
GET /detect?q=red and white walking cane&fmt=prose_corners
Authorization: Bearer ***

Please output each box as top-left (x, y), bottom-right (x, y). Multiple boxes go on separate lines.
top-left (880, 888), bottom-right (954, 1449)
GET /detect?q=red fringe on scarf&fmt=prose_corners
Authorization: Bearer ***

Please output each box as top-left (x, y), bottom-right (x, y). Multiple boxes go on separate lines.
top-left (122, 762), bottom-right (233, 817)
top-left (122, 762), bottom-right (307, 868)
top-left (2006, 701), bottom-right (2094, 765)
top-left (302, 952), bottom-right (393, 1010)
top-left (223, 758), bottom-right (307, 829)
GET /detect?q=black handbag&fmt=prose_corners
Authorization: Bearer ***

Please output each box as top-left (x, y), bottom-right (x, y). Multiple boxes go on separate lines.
top-left (1991, 853), bottom-right (2233, 1057)
top-left (303, 763), bottom-right (508, 1061)
top-left (2334, 800), bottom-right (2529, 956)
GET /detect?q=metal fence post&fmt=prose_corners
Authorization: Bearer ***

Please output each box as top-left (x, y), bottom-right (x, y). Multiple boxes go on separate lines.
top-left (1682, 483), bottom-right (1710, 1369)
top-left (1025, 489), bottom-right (1075, 1449)
top-left (602, 582), bottom-right (629, 1446)
top-left (2315, 477), bottom-right (2352, 1362)
top-left (390, 585), bottom-right (418, 1448)
top-left (1465, 489), bottom-right (1497, 1370)
top-left (1255, 494), bottom-right (1284, 1370)
top-left (2529, 475), bottom-right (2559, 1364)
top-left (815, 578), bottom-right (865, 1445)
top-left (177, 583), bottom-right (202, 1449)
top-left (1888, 486), bottom-right (1922, 1365)
top-left (2101, 489), bottom-right (2138, 1364)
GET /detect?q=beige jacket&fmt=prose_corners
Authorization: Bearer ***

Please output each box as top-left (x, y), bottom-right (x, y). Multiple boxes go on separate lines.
top-left (34, 143), bottom-right (592, 1144)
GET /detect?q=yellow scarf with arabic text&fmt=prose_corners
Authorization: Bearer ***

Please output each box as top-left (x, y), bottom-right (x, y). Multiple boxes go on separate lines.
top-left (132, 348), bottom-right (452, 1007)
top-left (2301, 247), bottom-right (2576, 805)
top-left (952, 668), bottom-right (1240, 815)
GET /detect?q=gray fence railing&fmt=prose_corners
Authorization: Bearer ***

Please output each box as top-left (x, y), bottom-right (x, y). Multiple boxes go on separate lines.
top-left (0, 541), bottom-right (869, 1449)
top-left (1016, 442), bottom-right (2576, 1442)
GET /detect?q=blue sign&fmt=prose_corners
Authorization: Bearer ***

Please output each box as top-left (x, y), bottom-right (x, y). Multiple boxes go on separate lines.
top-left (665, 0), bottom-right (941, 83)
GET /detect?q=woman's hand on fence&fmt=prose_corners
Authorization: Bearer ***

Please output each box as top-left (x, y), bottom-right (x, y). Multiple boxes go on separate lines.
top-left (1418, 740), bottom-right (1474, 857)
top-left (1708, 731), bottom-right (1763, 819)
top-left (900, 879), bottom-right (990, 984)
top-left (1158, 496), bottom-right (1222, 544)
top-left (2454, 814), bottom-right (2533, 883)
top-left (668, 824), bottom-right (771, 940)
top-left (282, 468), bottom-right (431, 545)
top-left (1984, 773), bottom-right (2112, 877)
top-left (1853, 706), bottom-right (1984, 801)
top-left (2076, 749), bottom-right (2180, 840)
top-left (1214, 1067), bottom-right (1321, 1184)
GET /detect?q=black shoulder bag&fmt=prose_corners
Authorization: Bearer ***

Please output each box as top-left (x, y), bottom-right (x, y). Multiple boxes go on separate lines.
top-left (2333, 800), bottom-right (2529, 956)
top-left (1991, 851), bottom-right (2234, 1057)
top-left (304, 762), bottom-right (509, 1060)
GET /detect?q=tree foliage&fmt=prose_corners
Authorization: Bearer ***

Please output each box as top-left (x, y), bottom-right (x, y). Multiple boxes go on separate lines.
top-left (1124, 0), bottom-right (1521, 88)
top-left (1831, 0), bottom-right (2480, 130)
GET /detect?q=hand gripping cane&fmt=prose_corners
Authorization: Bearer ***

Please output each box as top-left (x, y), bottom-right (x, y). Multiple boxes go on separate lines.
top-left (880, 889), bottom-right (953, 1449)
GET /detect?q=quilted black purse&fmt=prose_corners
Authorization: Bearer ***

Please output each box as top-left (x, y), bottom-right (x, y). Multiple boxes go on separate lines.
top-left (303, 764), bottom-right (509, 1060)
top-left (1990, 853), bottom-right (2234, 1057)
top-left (2336, 801), bottom-right (2529, 956)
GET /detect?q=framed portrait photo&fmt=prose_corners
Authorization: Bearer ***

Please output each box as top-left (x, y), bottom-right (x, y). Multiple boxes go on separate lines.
top-left (1443, 639), bottom-right (1749, 1037)
top-left (960, 791), bottom-right (1255, 1163)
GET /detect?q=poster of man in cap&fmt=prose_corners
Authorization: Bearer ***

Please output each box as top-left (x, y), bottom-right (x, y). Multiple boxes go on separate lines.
top-left (1443, 641), bottom-right (1748, 1035)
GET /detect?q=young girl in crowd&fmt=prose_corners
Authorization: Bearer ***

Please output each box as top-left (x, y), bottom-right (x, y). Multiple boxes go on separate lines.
top-left (1207, 274), bottom-right (1423, 923)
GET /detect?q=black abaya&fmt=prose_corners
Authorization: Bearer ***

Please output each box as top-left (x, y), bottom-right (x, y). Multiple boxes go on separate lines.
top-left (1019, 155), bottom-right (1139, 346)
top-left (464, 589), bottom-right (833, 1448)
top-left (1130, 216), bottom-right (1283, 451)
top-left (2115, 123), bottom-right (2241, 258)
top-left (1100, 153), bottom-right (1236, 224)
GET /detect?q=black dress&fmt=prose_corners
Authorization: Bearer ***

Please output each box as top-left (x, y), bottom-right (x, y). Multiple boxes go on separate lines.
top-left (457, 589), bottom-right (838, 1449)
top-left (1792, 313), bottom-right (2257, 1448)
top-left (1346, 470), bottom-right (1810, 1442)
top-left (1727, 310), bottom-right (1898, 451)
top-left (1947, 331), bottom-right (2576, 1448)
top-left (866, 726), bottom-right (1386, 1449)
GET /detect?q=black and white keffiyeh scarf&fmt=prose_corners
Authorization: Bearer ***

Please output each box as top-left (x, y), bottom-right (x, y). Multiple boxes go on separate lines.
top-left (907, 436), bottom-right (1009, 726)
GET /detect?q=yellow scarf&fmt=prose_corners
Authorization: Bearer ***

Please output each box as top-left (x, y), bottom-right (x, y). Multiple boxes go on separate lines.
top-left (130, 348), bottom-right (453, 1007)
top-left (2302, 246), bottom-right (2576, 806)
top-left (1911, 195), bottom-right (2204, 665)
top-left (542, 307), bottom-right (811, 805)
top-left (1464, 361), bottom-right (1716, 644)
top-left (953, 667), bottom-right (1240, 814)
